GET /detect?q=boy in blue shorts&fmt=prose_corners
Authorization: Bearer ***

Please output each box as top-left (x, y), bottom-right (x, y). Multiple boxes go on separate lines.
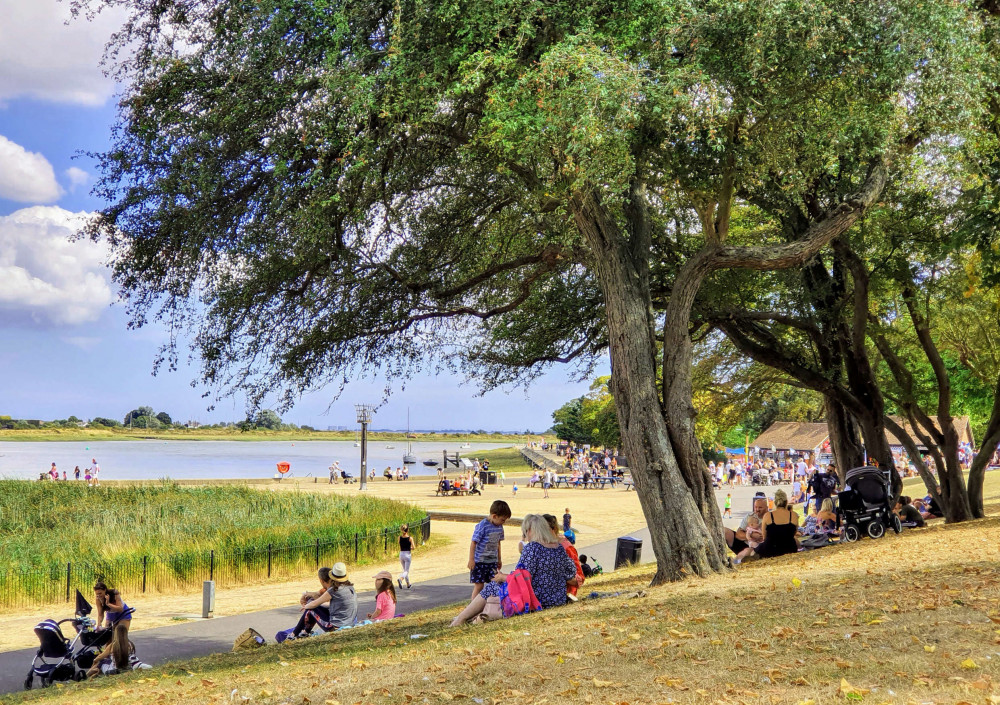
top-left (467, 499), bottom-right (511, 599)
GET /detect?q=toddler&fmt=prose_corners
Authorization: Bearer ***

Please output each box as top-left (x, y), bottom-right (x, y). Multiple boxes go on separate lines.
top-left (733, 515), bottom-right (763, 564)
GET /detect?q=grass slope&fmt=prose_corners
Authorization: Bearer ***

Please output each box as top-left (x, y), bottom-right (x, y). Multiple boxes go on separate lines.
top-left (10, 474), bottom-right (1000, 705)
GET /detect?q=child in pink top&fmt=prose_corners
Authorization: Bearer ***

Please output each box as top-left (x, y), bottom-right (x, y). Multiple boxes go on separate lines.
top-left (368, 571), bottom-right (397, 621)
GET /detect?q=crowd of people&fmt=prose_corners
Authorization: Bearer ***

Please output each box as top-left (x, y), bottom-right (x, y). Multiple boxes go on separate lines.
top-left (38, 458), bottom-right (101, 485)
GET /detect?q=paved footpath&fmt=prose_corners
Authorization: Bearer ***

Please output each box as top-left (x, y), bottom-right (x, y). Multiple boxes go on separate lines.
top-left (0, 528), bottom-right (654, 696)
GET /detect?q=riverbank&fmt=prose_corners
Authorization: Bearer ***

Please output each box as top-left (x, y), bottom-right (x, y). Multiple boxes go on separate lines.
top-left (0, 428), bottom-right (538, 443)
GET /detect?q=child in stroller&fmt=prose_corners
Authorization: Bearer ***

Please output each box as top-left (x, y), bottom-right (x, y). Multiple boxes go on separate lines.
top-left (837, 466), bottom-right (902, 541)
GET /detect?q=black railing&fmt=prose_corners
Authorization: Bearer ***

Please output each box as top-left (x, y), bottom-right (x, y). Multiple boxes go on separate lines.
top-left (0, 516), bottom-right (430, 609)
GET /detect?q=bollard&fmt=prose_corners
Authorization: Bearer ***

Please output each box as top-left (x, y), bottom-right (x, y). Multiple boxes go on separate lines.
top-left (202, 580), bottom-right (215, 618)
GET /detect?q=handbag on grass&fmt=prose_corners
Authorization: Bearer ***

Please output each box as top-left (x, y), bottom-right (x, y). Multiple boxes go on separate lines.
top-left (480, 596), bottom-right (503, 621)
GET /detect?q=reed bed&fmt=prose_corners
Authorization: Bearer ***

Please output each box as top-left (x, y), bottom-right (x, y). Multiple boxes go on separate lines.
top-left (0, 481), bottom-right (425, 606)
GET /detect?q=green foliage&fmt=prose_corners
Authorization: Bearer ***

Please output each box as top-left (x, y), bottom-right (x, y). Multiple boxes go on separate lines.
top-left (76, 0), bottom-right (986, 413)
top-left (254, 409), bottom-right (283, 430)
top-left (551, 397), bottom-right (589, 446)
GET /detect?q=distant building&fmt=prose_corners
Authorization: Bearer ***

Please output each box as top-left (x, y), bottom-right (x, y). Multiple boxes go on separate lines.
top-left (750, 416), bottom-right (975, 463)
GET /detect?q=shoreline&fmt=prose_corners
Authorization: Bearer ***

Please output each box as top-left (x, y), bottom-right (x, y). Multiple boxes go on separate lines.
top-left (0, 429), bottom-right (538, 443)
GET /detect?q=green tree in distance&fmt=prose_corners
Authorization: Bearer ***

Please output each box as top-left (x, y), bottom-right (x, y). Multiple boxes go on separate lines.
top-left (77, 0), bottom-right (984, 580)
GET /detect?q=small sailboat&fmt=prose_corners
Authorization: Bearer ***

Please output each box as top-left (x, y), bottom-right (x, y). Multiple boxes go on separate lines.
top-left (385, 444), bottom-right (396, 449)
top-left (353, 428), bottom-right (360, 447)
top-left (402, 408), bottom-right (417, 465)
top-left (460, 441), bottom-right (471, 449)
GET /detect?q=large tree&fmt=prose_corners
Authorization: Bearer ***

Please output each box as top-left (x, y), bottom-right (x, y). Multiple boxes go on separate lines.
top-left (80, 0), bottom-right (982, 581)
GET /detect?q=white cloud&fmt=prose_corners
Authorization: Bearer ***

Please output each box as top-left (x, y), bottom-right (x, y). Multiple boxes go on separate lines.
top-left (0, 206), bottom-right (112, 327)
top-left (0, 1), bottom-right (125, 106)
top-left (62, 335), bottom-right (102, 350)
top-left (65, 166), bottom-right (89, 191)
top-left (0, 135), bottom-right (63, 203)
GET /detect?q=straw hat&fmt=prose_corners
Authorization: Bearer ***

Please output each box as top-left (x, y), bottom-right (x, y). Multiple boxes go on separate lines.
top-left (331, 562), bottom-right (348, 579)
top-left (372, 570), bottom-right (392, 581)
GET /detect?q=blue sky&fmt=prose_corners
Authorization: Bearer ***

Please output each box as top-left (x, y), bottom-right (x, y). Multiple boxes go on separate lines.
top-left (0, 2), bottom-right (604, 432)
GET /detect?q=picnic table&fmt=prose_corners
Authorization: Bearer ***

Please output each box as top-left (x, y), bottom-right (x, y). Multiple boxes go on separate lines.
top-left (552, 475), bottom-right (620, 488)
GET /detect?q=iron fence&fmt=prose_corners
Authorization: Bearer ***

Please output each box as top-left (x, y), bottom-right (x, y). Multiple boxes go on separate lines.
top-left (0, 516), bottom-right (430, 609)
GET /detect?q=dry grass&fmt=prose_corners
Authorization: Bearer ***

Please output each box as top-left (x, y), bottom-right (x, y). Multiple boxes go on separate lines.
top-left (9, 474), bottom-right (1000, 705)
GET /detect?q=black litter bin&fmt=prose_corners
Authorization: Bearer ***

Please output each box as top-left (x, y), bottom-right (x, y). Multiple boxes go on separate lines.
top-left (479, 470), bottom-right (497, 485)
top-left (614, 536), bottom-right (642, 570)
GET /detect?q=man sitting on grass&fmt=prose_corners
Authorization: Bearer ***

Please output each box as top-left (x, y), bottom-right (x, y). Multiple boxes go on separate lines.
top-left (895, 496), bottom-right (925, 528)
top-left (724, 497), bottom-right (768, 558)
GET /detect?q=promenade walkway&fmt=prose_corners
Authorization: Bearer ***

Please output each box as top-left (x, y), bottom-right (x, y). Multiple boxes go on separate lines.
top-left (0, 527), bottom-right (654, 696)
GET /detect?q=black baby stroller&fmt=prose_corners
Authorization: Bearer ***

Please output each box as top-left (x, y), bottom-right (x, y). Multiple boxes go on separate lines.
top-left (25, 590), bottom-right (142, 690)
top-left (837, 466), bottom-right (901, 541)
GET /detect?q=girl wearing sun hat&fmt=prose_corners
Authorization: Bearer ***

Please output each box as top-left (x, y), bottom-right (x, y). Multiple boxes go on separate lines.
top-left (368, 571), bottom-right (397, 621)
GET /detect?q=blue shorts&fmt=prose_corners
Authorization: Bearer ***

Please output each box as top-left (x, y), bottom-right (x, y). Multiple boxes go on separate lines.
top-left (470, 562), bottom-right (498, 584)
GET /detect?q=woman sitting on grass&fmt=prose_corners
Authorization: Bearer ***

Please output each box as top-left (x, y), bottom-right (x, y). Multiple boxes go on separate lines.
top-left (753, 489), bottom-right (800, 558)
top-left (285, 563), bottom-right (357, 640)
top-left (816, 498), bottom-right (838, 533)
top-left (450, 514), bottom-right (577, 626)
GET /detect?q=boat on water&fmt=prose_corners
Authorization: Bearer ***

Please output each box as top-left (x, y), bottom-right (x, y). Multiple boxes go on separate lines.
top-left (385, 445), bottom-right (395, 449)
top-left (402, 409), bottom-right (417, 465)
top-left (460, 442), bottom-right (471, 449)
top-left (422, 459), bottom-right (439, 467)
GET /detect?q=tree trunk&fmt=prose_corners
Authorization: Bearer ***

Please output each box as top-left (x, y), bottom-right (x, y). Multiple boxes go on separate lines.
top-left (572, 195), bottom-right (729, 583)
top-left (824, 397), bottom-right (865, 473)
top-left (935, 424), bottom-right (974, 522)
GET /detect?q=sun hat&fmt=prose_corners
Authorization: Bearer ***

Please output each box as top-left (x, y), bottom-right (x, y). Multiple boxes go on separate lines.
top-left (372, 570), bottom-right (392, 581)
top-left (331, 562), bottom-right (348, 579)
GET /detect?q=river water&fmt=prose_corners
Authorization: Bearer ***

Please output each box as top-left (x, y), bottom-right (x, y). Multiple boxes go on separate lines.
top-left (0, 440), bottom-right (512, 481)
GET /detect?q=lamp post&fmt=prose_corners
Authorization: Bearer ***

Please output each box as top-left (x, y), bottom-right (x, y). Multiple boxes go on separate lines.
top-left (355, 404), bottom-right (375, 491)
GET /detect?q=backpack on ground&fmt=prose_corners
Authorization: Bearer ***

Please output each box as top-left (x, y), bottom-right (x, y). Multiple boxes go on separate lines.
top-left (500, 568), bottom-right (542, 617)
top-left (233, 627), bottom-right (267, 651)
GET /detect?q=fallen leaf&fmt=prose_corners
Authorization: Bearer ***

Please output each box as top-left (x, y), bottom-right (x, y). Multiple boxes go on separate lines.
top-left (593, 678), bottom-right (615, 687)
top-left (924, 645), bottom-right (936, 653)
top-left (838, 678), bottom-right (869, 700)
top-left (960, 658), bottom-right (978, 670)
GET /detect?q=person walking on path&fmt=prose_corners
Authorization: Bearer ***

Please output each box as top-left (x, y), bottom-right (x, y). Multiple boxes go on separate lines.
top-left (562, 508), bottom-right (572, 532)
top-left (542, 469), bottom-right (552, 498)
top-left (90, 458), bottom-right (100, 486)
top-left (398, 524), bottom-right (414, 589)
top-left (724, 494), bottom-right (732, 518)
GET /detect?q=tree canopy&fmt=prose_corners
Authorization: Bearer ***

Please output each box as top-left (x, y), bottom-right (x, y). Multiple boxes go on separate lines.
top-left (77, 0), bottom-right (992, 579)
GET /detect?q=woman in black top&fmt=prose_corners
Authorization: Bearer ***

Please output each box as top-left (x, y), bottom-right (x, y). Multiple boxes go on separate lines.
top-left (755, 489), bottom-right (800, 558)
top-left (398, 524), bottom-right (414, 589)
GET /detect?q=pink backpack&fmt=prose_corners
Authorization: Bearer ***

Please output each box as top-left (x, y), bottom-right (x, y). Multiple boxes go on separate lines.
top-left (500, 568), bottom-right (542, 617)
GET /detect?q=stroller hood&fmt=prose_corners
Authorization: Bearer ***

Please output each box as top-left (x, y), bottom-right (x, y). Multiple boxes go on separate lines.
top-left (844, 465), bottom-right (887, 485)
top-left (33, 620), bottom-right (70, 658)
top-left (75, 589), bottom-right (93, 617)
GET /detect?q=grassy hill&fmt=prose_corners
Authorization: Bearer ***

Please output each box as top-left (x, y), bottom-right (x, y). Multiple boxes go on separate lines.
top-left (9, 475), bottom-right (1000, 705)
